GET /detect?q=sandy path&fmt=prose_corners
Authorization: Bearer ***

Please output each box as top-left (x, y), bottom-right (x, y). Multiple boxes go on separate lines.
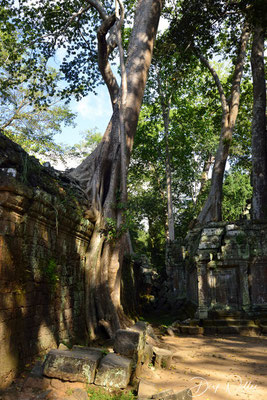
top-left (141, 335), bottom-right (267, 400)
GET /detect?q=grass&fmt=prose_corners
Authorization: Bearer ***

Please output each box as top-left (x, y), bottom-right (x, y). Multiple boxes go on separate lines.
top-left (87, 386), bottom-right (136, 400)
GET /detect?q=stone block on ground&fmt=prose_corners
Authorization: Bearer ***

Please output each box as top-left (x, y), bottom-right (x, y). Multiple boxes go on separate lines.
top-left (142, 344), bottom-right (153, 366)
top-left (153, 347), bottom-right (172, 369)
top-left (163, 389), bottom-right (192, 400)
top-left (138, 380), bottom-right (158, 399)
top-left (43, 348), bottom-right (103, 383)
top-left (58, 343), bottom-right (69, 351)
top-left (94, 353), bottom-right (132, 389)
top-left (152, 389), bottom-right (174, 399)
top-left (113, 329), bottom-right (144, 360)
top-left (30, 361), bottom-right (44, 378)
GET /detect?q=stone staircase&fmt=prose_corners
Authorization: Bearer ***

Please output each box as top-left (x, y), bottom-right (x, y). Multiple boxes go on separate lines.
top-left (171, 311), bottom-right (267, 336)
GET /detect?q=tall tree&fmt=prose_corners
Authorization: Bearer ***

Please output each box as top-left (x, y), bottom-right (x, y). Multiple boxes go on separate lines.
top-left (250, 23), bottom-right (267, 219)
top-left (170, 0), bottom-right (250, 224)
top-left (16, 0), bottom-right (163, 336)
top-left (196, 22), bottom-right (250, 223)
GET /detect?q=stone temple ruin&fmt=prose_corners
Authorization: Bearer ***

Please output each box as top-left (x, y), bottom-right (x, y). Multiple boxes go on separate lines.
top-left (184, 222), bottom-right (267, 319)
top-left (0, 133), bottom-right (267, 390)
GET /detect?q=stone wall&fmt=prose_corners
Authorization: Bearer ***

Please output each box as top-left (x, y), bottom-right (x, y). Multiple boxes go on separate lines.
top-left (185, 221), bottom-right (267, 318)
top-left (0, 133), bottom-right (94, 388)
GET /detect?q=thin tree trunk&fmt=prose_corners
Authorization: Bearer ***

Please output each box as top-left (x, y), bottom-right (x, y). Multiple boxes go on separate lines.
top-left (156, 75), bottom-right (175, 241)
top-left (69, 0), bottom-right (162, 338)
top-left (156, 73), bottom-right (175, 279)
top-left (196, 22), bottom-right (250, 224)
top-left (251, 24), bottom-right (267, 220)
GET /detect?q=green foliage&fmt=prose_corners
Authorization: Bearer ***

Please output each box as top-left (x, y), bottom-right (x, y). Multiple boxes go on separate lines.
top-left (65, 129), bottom-right (102, 163)
top-left (87, 386), bottom-right (135, 400)
top-left (101, 210), bottom-right (134, 243)
top-left (0, 10), bottom-right (77, 161)
top-left (44, 258), bottom-right (59, 288)
top-left (222, 171), bottom-right (252, 221)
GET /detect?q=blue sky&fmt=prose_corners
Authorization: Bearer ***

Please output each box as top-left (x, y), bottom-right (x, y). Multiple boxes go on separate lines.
top-left (54, 84), bottom-right (113, 147)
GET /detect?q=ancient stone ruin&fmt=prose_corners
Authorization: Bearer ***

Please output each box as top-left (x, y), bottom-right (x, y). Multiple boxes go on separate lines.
top-left (42, 321), bottom-right (192, 400)
top-left (185, 222), bottom-right (267, 319)
top-left (1, 132), bottom-right (267, 394)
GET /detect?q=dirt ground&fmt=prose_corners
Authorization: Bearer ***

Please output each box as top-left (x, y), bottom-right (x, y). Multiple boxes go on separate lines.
top-left (142, 334), bottom-right (267, 400)
top-left (0, 334), bottom-right (266, 400)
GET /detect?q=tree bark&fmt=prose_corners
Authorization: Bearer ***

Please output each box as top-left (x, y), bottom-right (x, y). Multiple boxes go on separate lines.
top-left (251, 24), bottom-right (267, 220)
top-left (69, 0), bottom-right (162, 338)
top-left (196, 22), bottom-right (250, 225)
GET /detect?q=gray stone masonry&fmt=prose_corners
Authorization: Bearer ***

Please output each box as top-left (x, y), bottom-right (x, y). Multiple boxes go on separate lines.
top-left (94, 353), bottom-right (132, 389)
top-left (185, 221), bottom-right (267, 318)
top-left (43, 348), bottom-right (103, 383)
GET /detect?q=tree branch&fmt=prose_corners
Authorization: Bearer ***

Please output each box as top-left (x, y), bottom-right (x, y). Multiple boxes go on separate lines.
top-left (85, 0), bottom-right (108, 21)
top-left (115, 0), bottom-right (128, 206)
top-left (194, 47), bottom-right (228, 115)
top-left (97, 15), bottom-right (120, 109)
top-left (229, 21), bottom-right (250, 125)
top-left (1, 96), bottom-right (28, 130)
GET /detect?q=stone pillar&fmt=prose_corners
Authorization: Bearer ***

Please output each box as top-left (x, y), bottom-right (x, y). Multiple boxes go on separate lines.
top-left (196, 264), bottom-right (208, 319)
top-left (239, 262), bottom-right (251, 313)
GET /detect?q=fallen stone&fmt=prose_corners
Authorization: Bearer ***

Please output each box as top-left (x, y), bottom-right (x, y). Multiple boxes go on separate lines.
top-left (113, 329), bottom-right (143, 360)
top-left (30, 361), bottom-right (44, 378)
top-left (152, 389), bottom-right (174, 399)
top-left (58, 343), bottom-right (69, 351)
top-left (166, 328), bottom-right (175, 336)
top-left (43, 348), bottom-right (103, 383)
top-left (164, 389), bottom-right (192, 400)
top-left (142, 344), bottom-right (153, 366)
top-left (152, 347), bottom-right (172, 369)
top-left (138, 380), bottom-right (158, 399)
top-left (94, 353), bottom-right (132, 389)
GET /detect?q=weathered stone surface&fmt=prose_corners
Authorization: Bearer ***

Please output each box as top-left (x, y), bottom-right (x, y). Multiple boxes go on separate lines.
top-left (163, 389), bottom-right (192, 400)
top-left (202, 227), bottom-right (224, 236)
top-left (94, 353), bottom-right (132, 389)
top-left (138, 380), bottom-right (158, 399)
top-left (0, 134), bottom-right (97, 388)
top-left (58, 343), bottom-right (69, 351)
top-left (152, 389), bottom-right (174, 399)
top-left (43, 349), bottom-right (103, 383)
top-left (185, 222), bottom-right (267, 319)
top-left (153, 347), bottom-right (172, 369)
top-left (113, 329), bottom-right (143, 359)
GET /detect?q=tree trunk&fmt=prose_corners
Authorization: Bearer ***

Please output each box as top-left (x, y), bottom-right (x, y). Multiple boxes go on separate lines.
top-left (198, 153), bottom-right (215, 196)
top-left (251, 24), bottom-right (267, 220)
top-left (196, 23), bottom-right (250, 225)
top-left (69, 0), bottom-right (162, 338)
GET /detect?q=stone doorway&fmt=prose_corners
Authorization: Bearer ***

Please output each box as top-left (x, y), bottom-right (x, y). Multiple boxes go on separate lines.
top-left (208, 267), bottom-right (240, 311)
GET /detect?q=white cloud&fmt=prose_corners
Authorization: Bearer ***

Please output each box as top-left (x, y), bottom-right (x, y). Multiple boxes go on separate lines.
top-left (75, 90), bottom-right (112, 119)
